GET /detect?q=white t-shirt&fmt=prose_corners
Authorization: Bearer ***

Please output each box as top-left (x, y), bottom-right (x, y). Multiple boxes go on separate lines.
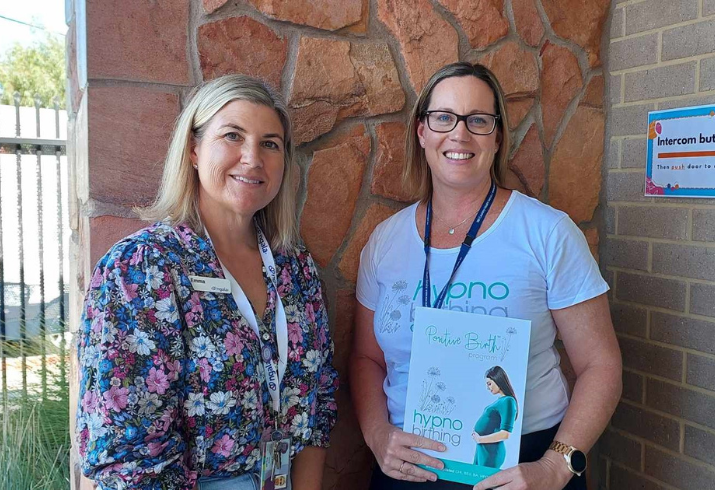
top-left (356, 191), bottom-right (609, 434)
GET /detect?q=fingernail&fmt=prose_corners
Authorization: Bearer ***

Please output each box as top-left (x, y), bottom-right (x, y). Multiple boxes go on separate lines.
top-left (430, 475), bottom-right (437, 482)
top-left (440, 444), bottom-right (447, 451)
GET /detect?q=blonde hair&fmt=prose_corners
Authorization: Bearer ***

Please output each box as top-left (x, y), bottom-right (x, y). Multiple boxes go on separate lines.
top-left (404, 62), bottom-right (511, 202)
top-left (138, 75), bottom-right (298, 250)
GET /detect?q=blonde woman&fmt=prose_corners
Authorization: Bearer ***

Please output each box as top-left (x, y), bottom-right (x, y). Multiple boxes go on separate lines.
top-left (76, 75), bottom-right (338, 490)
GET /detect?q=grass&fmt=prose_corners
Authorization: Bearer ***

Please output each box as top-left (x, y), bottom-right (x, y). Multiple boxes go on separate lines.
top-left (0, 336), bottom-right (71, 490)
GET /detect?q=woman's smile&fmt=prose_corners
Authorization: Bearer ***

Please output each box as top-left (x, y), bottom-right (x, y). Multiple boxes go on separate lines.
top-left (192, 100), bottom-right (285, 220)
top-left (417, 75), bottom-right (501, 193)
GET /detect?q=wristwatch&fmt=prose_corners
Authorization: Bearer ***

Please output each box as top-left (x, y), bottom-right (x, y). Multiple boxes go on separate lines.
top-left (548, 440), bottom-right (587, 477)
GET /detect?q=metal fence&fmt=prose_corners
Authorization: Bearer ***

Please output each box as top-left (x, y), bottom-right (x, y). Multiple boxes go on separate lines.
top-left (0, 91), bottom-right (69, 404)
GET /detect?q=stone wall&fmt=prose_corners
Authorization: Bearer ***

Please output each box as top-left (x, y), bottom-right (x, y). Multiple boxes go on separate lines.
top-left (65, 0), bottom-right (610, 488)
top-left (600, 0), bottom-right (715, 488)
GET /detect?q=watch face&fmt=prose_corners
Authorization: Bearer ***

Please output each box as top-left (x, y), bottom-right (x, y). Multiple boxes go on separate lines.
top-left (570, 450), bottom-right (587, 473)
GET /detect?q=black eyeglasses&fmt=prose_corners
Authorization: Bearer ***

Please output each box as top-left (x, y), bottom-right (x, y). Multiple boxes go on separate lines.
top-left (423, 110), bottom-right (500, 135)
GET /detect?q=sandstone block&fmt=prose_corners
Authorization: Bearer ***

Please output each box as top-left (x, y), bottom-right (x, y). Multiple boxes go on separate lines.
top-left (203, 0), bottom-right (228, 13)
top-left (541, 0), bottom-right (610, 66)
top-left (324, 390), bottom-right (374, 489)
top-left (377, 0), bottom-right (459, 93)
top-left (582, 75), bottom-right (604, 109)
top-left (505, 96), bottom-right (534, 130)
top-left (333, 290), bottom-right (357, 381)
top-left (300, 127), bottom-right (370, 267)
top-left (89, 216), bottom-right (146, 267)
top-left (508, 124), bottom-right (544, 197)
top-left (339, 204), bottom-right (397, 284)
top-left (87, 0), bottom-right (189, 84)
top-left (437, 0), bottom-right (508, 49)
top-left (198, 16), bottom-right (287, 89)
top-left (371, 122), bottom-right (413, 202)
top-left (246, 0), bottom-right (365, 31)
top-left (503, 169), bottom-right (527, 195)
top-left (540, 42), bottom-right (583, 147)
top-left (512, 0), bottom-right (544, 47)
top-left (289, 37), bottom-right (404, 144)
top-left (88, 86), bottom-right (180, 206)
top-left (481, 42), bottom-right (538, 98)
top-left (548, 106), bottom-right (604, 223)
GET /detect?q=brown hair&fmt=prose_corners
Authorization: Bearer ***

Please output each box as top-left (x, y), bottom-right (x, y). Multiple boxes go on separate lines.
top-left (403, 62), bottom-right (510, 202)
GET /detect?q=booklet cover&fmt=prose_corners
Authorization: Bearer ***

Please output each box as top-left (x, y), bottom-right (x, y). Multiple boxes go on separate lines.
top-left (404, 307), bottom-right (532, 485)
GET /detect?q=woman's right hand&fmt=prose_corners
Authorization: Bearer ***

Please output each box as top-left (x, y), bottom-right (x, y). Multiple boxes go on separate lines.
top-left (367, 422), bottom-right (447, 482)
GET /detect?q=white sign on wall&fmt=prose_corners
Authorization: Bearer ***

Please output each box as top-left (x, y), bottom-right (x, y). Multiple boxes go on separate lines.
top-left (646, 104), bottom-right (715, 198)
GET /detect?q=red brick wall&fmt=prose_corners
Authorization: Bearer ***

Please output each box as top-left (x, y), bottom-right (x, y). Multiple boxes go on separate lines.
top-left (65, 1), bottom-right (610, 488)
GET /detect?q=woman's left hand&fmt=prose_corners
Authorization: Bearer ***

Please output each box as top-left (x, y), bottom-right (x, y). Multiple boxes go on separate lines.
top-left (471, 432), bottom-right (481, 444)
top-left (473, 453), bottom-right (572, 490)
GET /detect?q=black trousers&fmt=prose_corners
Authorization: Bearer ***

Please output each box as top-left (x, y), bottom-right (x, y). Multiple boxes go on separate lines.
top-left (369, 424), bottom-right (587, 490)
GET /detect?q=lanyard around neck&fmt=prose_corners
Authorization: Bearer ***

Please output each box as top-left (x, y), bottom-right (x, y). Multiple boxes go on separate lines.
top-left (210, 225), bottom-right (287, 415)
top-left (422, 181), bottom-right (497, 310)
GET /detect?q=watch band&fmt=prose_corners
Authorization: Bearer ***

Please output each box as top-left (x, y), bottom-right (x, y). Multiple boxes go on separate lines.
top-left (549, 440), bottom-right (587, 477)
top-left (548, 440), bottom-right (573, 455)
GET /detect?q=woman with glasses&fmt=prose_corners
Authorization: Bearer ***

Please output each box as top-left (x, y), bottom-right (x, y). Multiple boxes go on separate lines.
top-left (350, 62), bottom-right (621, 490)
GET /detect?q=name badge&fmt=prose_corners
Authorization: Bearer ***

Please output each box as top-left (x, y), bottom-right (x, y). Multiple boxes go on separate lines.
top-left (189, 276), bottom-right (230, 294)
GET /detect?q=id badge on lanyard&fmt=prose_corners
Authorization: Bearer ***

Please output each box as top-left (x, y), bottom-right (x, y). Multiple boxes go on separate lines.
top-left (206, 225), bottom-right (292, 489)
top-left (256, 227), bottom-right (292, 490)
top-left (422, 181), bottom-right (497, 309)
top-left (254, 228), bottom-right (292, 490)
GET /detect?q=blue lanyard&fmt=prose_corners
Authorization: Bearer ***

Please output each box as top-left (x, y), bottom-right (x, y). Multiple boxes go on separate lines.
top-left (422, 181), bottom-right (497, 309)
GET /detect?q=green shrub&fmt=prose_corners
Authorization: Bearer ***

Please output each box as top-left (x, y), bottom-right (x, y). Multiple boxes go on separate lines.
top-left (1, 346), bottom-right (70, 490)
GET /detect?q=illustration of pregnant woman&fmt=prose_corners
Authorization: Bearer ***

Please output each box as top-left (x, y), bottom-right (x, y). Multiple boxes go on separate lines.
top-left (471, 366), bottom-right (518, 469)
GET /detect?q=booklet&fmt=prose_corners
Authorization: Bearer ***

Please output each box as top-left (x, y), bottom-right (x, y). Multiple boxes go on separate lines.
top-left (403, 307), bottom-right (532, 485)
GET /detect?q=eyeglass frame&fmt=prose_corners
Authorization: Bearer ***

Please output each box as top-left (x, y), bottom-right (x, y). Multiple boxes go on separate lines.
top-left (421, 110), bottom-right (501, 135)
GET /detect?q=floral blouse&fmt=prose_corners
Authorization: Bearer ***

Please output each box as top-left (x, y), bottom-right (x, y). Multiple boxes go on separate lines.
top-left (76, 222), bottom-right (339, 490)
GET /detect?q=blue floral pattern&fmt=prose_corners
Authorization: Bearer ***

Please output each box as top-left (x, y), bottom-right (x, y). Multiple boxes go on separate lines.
top-left (76, 222), bottom-right (338, 489)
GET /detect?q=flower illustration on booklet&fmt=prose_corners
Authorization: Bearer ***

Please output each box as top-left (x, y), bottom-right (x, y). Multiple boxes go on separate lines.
top-left (403, 307), bottom-right (532, 485)
top-left (419, 367), bottom-right (456, 415)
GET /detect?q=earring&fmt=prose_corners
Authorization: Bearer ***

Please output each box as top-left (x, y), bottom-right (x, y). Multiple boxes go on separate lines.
top-left (193, 164), bottom-right (198, 169)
